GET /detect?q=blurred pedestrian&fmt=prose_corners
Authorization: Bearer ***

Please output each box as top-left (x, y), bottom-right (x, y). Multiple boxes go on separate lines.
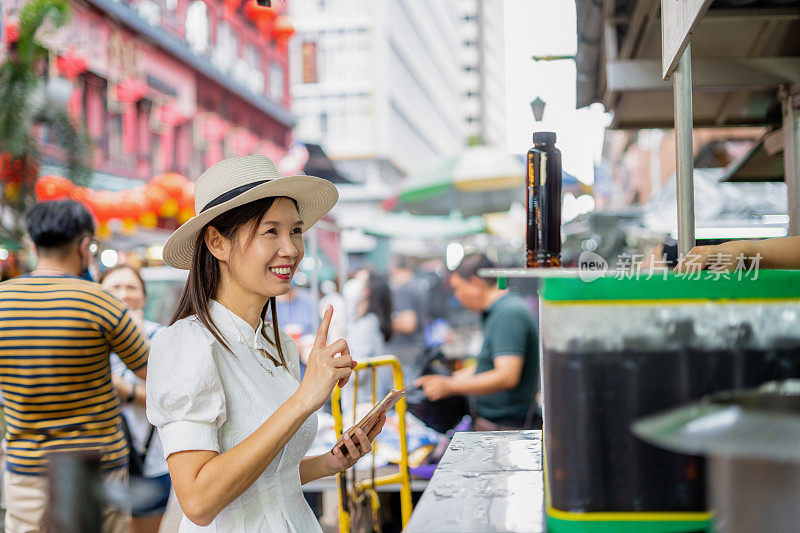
top-left (343, 268), bottom-right (369, 325)
top-left (275, 283), bottom-right (316, 335)
top-left (275, 282), bottom-right (317, 367)
top-left (0, 200), bottom-right (150, 533)
top-left (386, 256), bottom-right (428, 366)
top-left (341, 270), bottom-right (393, 411)
top-left (100, 265), bottom-right (170, 533)
top-left (415, 254), bottom-right (541, 430)
top-left (319, 279), bottom-right (347, 341)
top-left (145, 156), bottom-right (384, 531)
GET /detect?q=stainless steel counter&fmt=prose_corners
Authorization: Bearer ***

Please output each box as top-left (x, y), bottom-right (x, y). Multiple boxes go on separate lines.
top-left (404, 430), bottom-right (544, 533)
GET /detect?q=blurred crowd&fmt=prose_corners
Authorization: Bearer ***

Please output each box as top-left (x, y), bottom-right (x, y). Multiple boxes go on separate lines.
top-left (0, 199), bottom-right (541, 533)
top-left (276, 252), bottom-right (542, 436)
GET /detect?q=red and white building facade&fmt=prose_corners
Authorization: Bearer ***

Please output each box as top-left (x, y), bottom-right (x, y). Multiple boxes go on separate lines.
top-left (2, 0), bottom-right (295, 187)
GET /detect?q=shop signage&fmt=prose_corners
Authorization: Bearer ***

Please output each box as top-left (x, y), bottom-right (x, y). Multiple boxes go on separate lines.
top-left (661, 0), bottom-right (712, 79)
top-left (301, 41), bottom-right (318, 84)
top-left (146, 74), bottom-right (178, 96)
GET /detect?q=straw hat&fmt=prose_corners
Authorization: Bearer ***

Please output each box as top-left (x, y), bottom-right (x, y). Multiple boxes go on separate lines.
top-left (162, 155), bottom-right (338, 270)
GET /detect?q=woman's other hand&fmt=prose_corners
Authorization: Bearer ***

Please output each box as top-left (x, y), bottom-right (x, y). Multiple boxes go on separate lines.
top-left (296, 307), bottom-right (357, 411)
top-left (326, 412), bottom-right (387, 474)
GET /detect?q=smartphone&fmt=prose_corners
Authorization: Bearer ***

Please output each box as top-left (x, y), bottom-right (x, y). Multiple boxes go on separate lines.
top-left (334, 388), bottom-right (406, 455)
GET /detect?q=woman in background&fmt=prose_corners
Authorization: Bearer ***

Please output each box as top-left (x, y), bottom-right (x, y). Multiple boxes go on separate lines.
top-left (342, 270), bottom-right (394, 411)
top-left (100, 264), bottom-right (171, 533)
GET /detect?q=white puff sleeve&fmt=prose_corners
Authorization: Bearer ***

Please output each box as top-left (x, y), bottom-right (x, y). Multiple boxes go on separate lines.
top-left (146, 318), bottom-right (226, 458)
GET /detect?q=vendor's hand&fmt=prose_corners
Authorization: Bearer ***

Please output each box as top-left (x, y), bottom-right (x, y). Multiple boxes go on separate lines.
top-left (415, 375), bottom-right (454, 401)
top-left (453, 366), bottom-right (476, 379)
top-left (326, 412), bottom-right (387, 474)
top-left (675, 241), bottom-right (755, 273)
top-left (296, 307), bottom-right (357, 411)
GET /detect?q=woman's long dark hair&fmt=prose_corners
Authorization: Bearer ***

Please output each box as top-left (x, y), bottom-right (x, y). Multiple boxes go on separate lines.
top-left (170, 196), bottom-right (298, 366)
top-left (364, 271), bottom-right (393, 343)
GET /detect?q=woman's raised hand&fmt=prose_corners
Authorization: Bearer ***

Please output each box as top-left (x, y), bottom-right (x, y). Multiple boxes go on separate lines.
top-left (296, 307), bottom-right (357, 411)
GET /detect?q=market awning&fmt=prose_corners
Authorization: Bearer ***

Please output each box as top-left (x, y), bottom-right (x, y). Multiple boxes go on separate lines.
top-left (721, 130), bottom-right (784, 182)
top-left (575, 0), bottom-right (800, 128)
top-left (302, 143), bottom-right (354, 184)
top-left (362, 213), bottom-right (485, 239)
top-left (399, 145), bottom-right (524, 217)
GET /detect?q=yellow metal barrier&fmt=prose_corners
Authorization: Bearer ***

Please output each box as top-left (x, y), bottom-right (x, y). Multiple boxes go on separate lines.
top-left (331, 355), bottom-right (413, 533)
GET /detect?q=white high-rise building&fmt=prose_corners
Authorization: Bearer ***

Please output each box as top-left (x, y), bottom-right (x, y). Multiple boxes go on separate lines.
top-left (289, 0), bottom-right (465, 186)
top-left (459, 0), bottom-right (507, 148)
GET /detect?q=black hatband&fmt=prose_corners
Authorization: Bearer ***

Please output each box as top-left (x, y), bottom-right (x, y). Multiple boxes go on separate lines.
top-left (200, 180), bottom-right (270, 213)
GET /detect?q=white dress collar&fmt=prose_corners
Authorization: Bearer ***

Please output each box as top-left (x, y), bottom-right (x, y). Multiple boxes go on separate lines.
top-left (209, 300), bottom-right (273, 352)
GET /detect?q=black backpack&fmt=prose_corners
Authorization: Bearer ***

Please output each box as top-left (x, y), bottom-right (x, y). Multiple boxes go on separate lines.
top-left (405, 346), bottom-right (468, 434)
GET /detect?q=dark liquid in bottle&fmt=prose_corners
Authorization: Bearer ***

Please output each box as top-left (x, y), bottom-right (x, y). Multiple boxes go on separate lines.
top-left (526, 132), bottom-right (562, 268)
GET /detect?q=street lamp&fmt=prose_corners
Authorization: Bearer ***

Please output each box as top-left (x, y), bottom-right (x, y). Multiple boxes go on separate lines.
top-left (530, 97), bottom-right (546, 122)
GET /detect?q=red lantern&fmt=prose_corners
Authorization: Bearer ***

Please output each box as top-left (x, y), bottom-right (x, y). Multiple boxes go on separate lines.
top-left (119, 192), bottom-right (139, 220)
top-left (1, 154), bottom-right (23, 185)
top-left (159, 103), bottom-right (185, 127)
top-left (223, 0), bottom-right (243, 20)
top-left (69, 185), bottom-right (90, 206)
top-left (85, 190), bottom-right (116, 223)
top-left (151, 173), bottom-right (188, 200)
top-left (118, 189), bottom-right (148, 233)
top-left (56, 50), bottom-right (89, 120)
top-left (141, 185), bottom-right (168, 227)
top-left (115, 78), bottom-right (148, 104)
top-left (4, 23), bottom-right (19, 44)
top-left (272, 16), bottom-right (295, 49)
top-left (1, 154), bottom-right (38, 203)
top-left (35, 175), bottom-right (74, 201)
top-left (177, 181), bottom-right (196, 224)
top-left (100, 191), bottom-right (120, 222)
top-left (132, 188), bottom-right (150, 218)
top-left (150, 173), bottom-right (188, 219)
top-left (56, 50), bottom-right (88, 81)
top-left (244, 0), bottom-right (280, 36)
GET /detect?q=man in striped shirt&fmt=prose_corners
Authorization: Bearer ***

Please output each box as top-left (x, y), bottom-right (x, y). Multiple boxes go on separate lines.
top-left (0, 200), bottom-right (149, 533)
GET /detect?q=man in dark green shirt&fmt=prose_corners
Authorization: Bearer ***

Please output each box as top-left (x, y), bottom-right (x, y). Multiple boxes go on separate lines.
top-left (415, 254), bottom-right (541, 429)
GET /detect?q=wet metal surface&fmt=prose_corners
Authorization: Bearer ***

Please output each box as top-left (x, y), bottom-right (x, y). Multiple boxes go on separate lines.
top-left (405, 431), bottom-right (544, 532)
top-left (435, 430), bottom-right (543, 472)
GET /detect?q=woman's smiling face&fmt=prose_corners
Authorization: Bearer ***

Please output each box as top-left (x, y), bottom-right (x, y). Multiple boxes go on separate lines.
top-left (228, 197), bottom-right (305, 299)
top-left (102, 267), bottom-right (146, 311)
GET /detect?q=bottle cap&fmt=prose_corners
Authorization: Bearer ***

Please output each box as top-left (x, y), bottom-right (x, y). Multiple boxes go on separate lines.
top-left (533, 131), bottom-right (557, 144)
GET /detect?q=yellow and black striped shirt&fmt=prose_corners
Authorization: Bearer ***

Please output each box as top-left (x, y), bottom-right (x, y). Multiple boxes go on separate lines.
top-left (0, 275), bottom-right (149, 475)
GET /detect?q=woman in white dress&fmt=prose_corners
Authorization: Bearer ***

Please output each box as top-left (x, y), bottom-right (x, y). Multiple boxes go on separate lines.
top-left (146, 156), bottom-right (385, 532)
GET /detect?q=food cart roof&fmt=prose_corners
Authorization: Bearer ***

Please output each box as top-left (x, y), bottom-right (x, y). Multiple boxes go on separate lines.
top-left (576, 0), bottom-right (800, 129)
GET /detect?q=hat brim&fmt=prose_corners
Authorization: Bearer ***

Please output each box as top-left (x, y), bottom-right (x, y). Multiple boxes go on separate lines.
top-left (162, 175), bottom-right (338, 269)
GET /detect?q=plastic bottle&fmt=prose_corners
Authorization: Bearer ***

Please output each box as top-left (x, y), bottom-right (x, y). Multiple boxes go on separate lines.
top-left (526, 131), bottom-right (562, 267)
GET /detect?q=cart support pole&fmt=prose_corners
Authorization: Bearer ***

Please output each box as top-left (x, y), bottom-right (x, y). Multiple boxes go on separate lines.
top-left (673, 44), bottom-right (696, 258)
top-left (782, 87), bottom-right (800, 236)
